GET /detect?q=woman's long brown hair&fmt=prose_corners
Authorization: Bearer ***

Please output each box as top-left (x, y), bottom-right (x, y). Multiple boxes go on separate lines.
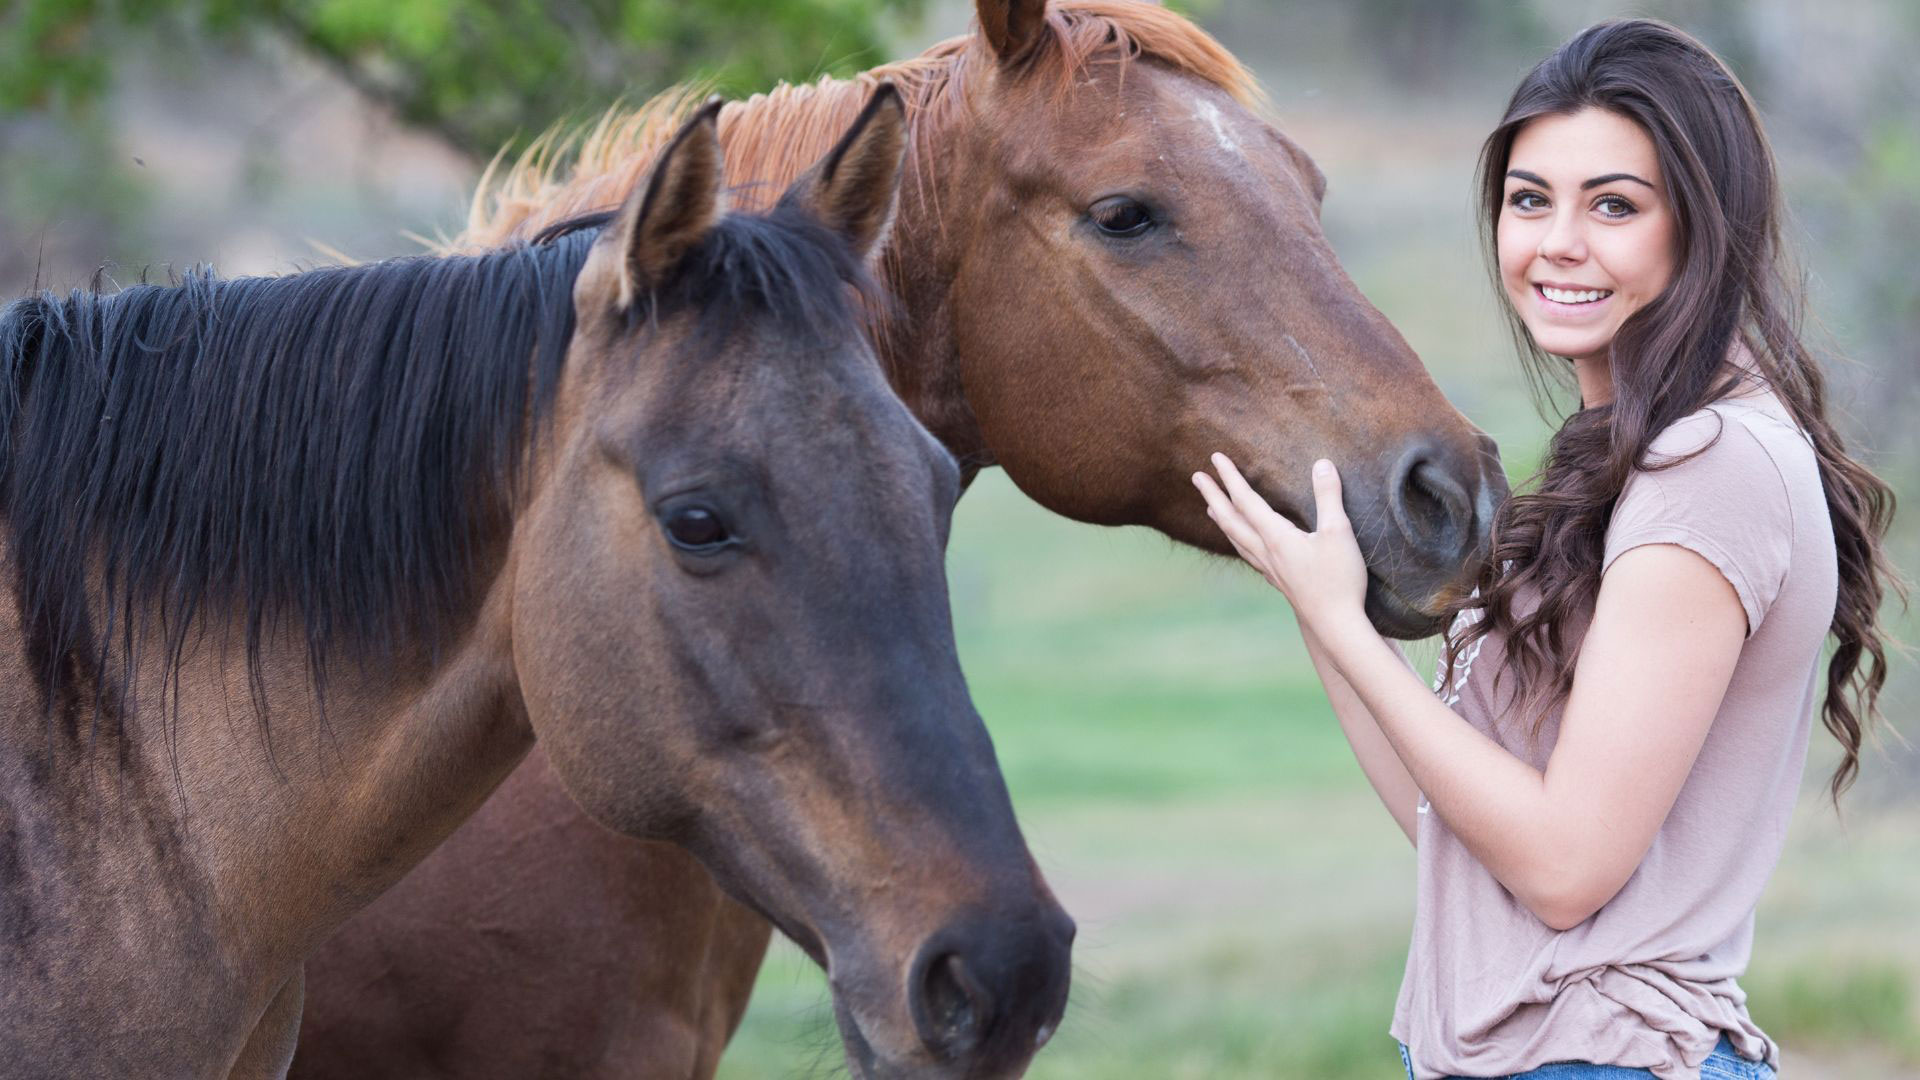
top-left (1442, 18), bottom-right (1901, 801)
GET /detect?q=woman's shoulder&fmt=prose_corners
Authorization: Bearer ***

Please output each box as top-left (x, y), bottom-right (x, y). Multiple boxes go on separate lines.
top-left (1640, 391), bottom-right (1810, 493)
top-left (1608, 391), bottom-right (1820, 635)
top-left (1612, 399), bottom-right (1793, 546)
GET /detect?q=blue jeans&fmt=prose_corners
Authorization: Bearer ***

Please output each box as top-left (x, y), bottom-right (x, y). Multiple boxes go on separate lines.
top-left (1397, 1036), bottom-right (1777, 1079)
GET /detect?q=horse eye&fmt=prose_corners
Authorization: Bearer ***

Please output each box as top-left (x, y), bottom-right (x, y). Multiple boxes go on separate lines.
top-left (1089, 196), bottom-right (1155, 238)
top-left (664, 506), bottom-right (731, 553)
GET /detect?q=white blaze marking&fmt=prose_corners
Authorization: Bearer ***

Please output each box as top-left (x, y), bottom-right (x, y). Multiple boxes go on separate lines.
top-left (1195, 101), bottom-right (1240, 154)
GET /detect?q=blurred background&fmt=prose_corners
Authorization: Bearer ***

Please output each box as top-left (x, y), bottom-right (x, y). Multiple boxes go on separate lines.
top-left (3, 0), bottom-right (1914, 1075)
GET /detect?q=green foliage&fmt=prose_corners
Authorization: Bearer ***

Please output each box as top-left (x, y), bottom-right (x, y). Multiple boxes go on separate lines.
top-left (0, 0), bottom-right (924, 157)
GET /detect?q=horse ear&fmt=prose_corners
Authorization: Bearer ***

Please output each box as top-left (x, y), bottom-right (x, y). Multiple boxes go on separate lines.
top-left (978, 0), bottom-right (1047, 65)
top-left (600, 97), bottom-right (727, 311)
top-left (782, 83), bottom-right (907, 264)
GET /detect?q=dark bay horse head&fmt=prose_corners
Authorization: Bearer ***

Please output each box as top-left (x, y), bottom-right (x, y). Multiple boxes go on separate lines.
top-left (465, 0), bottom-right (1507, 638)
top-left (510, 93), bottom-right (1071, 1078)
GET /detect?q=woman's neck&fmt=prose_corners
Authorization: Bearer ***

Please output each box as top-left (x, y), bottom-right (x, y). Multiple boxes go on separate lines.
top-left (1573, 338), bottom-right (1774, 411)
top-left (1573, 353), bottom-right (1613, 408)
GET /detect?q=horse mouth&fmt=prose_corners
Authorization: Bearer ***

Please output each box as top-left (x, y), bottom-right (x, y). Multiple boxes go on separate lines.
top-left (1366, 572), bottom-right (1446, 640)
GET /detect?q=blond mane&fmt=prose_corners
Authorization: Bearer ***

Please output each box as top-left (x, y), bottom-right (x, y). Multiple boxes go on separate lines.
top-left (452, 1), bottom-right (1260, 252)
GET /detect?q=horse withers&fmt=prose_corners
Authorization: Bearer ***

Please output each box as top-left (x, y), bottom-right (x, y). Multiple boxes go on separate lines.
top-left (0, 89), bottom-right (1069, 1080)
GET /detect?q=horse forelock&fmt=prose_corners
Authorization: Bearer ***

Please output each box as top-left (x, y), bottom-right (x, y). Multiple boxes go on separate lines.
top-left (454, 0), bottom-right (1263, 253)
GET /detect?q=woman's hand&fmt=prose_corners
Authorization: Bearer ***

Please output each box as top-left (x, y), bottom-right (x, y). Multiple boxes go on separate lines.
top-left (1191, 453), bottom-right (1370, 641)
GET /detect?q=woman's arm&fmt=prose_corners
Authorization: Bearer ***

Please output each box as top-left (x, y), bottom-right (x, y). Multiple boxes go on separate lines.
top-left (1204, 479), bottom-right (1422, 841)
top-left (1196, 456), bottom-right (1746, 930)
top-left (1299, 623), bottom-right (1422, 845)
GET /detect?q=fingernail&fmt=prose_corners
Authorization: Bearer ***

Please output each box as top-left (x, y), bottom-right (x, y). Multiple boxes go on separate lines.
top-left (1314, 459), bottom-right (1332, 476)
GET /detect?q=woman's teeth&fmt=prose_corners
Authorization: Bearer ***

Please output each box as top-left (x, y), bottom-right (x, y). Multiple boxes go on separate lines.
top-left (1540, 285), bottom-right (1613, 304)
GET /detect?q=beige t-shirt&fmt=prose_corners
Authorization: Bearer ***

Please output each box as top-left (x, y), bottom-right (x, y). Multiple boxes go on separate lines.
top-left (1391, 392), bottom-right (1837, 1080)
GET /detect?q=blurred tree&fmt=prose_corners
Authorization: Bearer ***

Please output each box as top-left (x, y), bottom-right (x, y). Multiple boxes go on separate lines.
top-left (0, 0), bottom-right (925, 158)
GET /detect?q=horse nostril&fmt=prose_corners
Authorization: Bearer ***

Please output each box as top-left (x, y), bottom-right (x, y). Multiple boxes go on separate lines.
top-left (915, 952), bottom-right (988, 1057)
top-left (1405, 467), bottom-right (1449, 534)
top-left (1390, 447), bottom-right (1473, 562)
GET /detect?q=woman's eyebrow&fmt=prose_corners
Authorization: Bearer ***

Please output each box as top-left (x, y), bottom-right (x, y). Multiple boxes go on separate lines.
top-left (1581, 172), bottom-right (1654, 190)
top-left (1504, 169), bottom-right (1656, 191)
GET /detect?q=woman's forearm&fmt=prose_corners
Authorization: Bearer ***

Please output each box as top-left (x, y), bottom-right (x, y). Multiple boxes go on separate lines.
top-left (1316, 615), bottom-right (1576, 922)
top-left (1300, 625), bottom-right (1421, 844)
top-left (1194, 456), bottom-right (1566, 917)
top-left (1196, 455), bottom-right (1745, 932)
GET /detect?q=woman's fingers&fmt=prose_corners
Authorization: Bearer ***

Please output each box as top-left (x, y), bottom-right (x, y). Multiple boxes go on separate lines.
top-left (1195, 456), bottom-right (1369, 623)
top-left (1191, 470), bottom-right (1233, 516)
top-left (1311, 459), bottom-right (1350, 534)
top-left (1208, 453), bottom-right (1264, 512)
top-left (1209, 452), bottom-right (1302, 557)
top-left (1223, 533), bottom-right (1264, 571)
top-left (1209, 454), bottom-right (1284, 525)
top-left (1214, 511), bottom-right (1273, 575)
top-left (1195, 474), bottom-right (1275, 572)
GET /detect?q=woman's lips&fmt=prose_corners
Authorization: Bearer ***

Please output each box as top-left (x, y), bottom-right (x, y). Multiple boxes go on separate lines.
top-left (1533, 282), bottom-right (1614, 320)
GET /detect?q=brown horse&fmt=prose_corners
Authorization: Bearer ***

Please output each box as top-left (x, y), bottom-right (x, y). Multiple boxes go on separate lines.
top-left (0, 93), bottom-right (1072, 1080)
top-left (296, 1), bottom-right (1506, 1077)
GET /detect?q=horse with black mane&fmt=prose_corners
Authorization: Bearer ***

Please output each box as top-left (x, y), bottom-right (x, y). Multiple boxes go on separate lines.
top-left (0, 90), bottom-right (1070, 1080)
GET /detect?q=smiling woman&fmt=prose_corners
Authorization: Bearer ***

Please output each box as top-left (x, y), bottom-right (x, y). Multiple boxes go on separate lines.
top-left (1196, 16), bottom-right (1900, 1080)
top-left (1497, 108), bottom-right (1679, 396)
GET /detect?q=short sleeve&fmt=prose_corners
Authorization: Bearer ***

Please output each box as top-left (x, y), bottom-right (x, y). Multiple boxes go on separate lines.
top-left (1602, 411), bottom-right (1794, 637)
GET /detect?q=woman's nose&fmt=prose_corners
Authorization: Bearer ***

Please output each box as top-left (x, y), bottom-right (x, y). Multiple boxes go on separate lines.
top-left (1538, 210), bottom-right (1586, 263)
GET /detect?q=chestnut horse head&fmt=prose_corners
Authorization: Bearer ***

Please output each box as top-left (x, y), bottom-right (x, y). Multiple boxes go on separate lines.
top-left (464, 0), bottom-right (1506, 637)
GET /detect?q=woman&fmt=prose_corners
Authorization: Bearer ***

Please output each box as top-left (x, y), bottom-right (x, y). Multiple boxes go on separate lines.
top-left (1194, 19), bottom-right (1898, 1080)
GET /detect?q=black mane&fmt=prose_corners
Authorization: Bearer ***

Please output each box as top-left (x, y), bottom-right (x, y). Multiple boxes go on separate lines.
top-left (0, 205), bottom-right (867, 717)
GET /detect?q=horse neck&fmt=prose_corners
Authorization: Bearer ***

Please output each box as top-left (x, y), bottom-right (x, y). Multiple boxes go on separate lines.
top-left (0, 533), bottom-right (532, 973)
top-left (0, 532), bottom-right (529, 1065)
top-left (0, 276), bottom-right (547, 974)
top-left (868, 151), bottom-right (993, 475)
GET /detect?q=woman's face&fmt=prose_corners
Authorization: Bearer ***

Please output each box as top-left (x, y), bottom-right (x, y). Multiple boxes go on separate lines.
top-left (1497, 108), bottom-right (1679, 367)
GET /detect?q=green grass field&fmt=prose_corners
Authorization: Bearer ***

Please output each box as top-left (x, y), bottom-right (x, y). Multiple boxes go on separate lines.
top-left (717, 470), bottom-right (1920, 1080)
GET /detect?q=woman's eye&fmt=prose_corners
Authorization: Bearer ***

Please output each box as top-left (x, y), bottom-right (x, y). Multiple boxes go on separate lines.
top-left (1508, 190), bottom-right (1548, 212)
top-left (664, 506), bottom-right (731, 553)
top-left (1593, 195), bottom-right (1636, 219)
top-left (1089, 196), bottom-right (1155, 238)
